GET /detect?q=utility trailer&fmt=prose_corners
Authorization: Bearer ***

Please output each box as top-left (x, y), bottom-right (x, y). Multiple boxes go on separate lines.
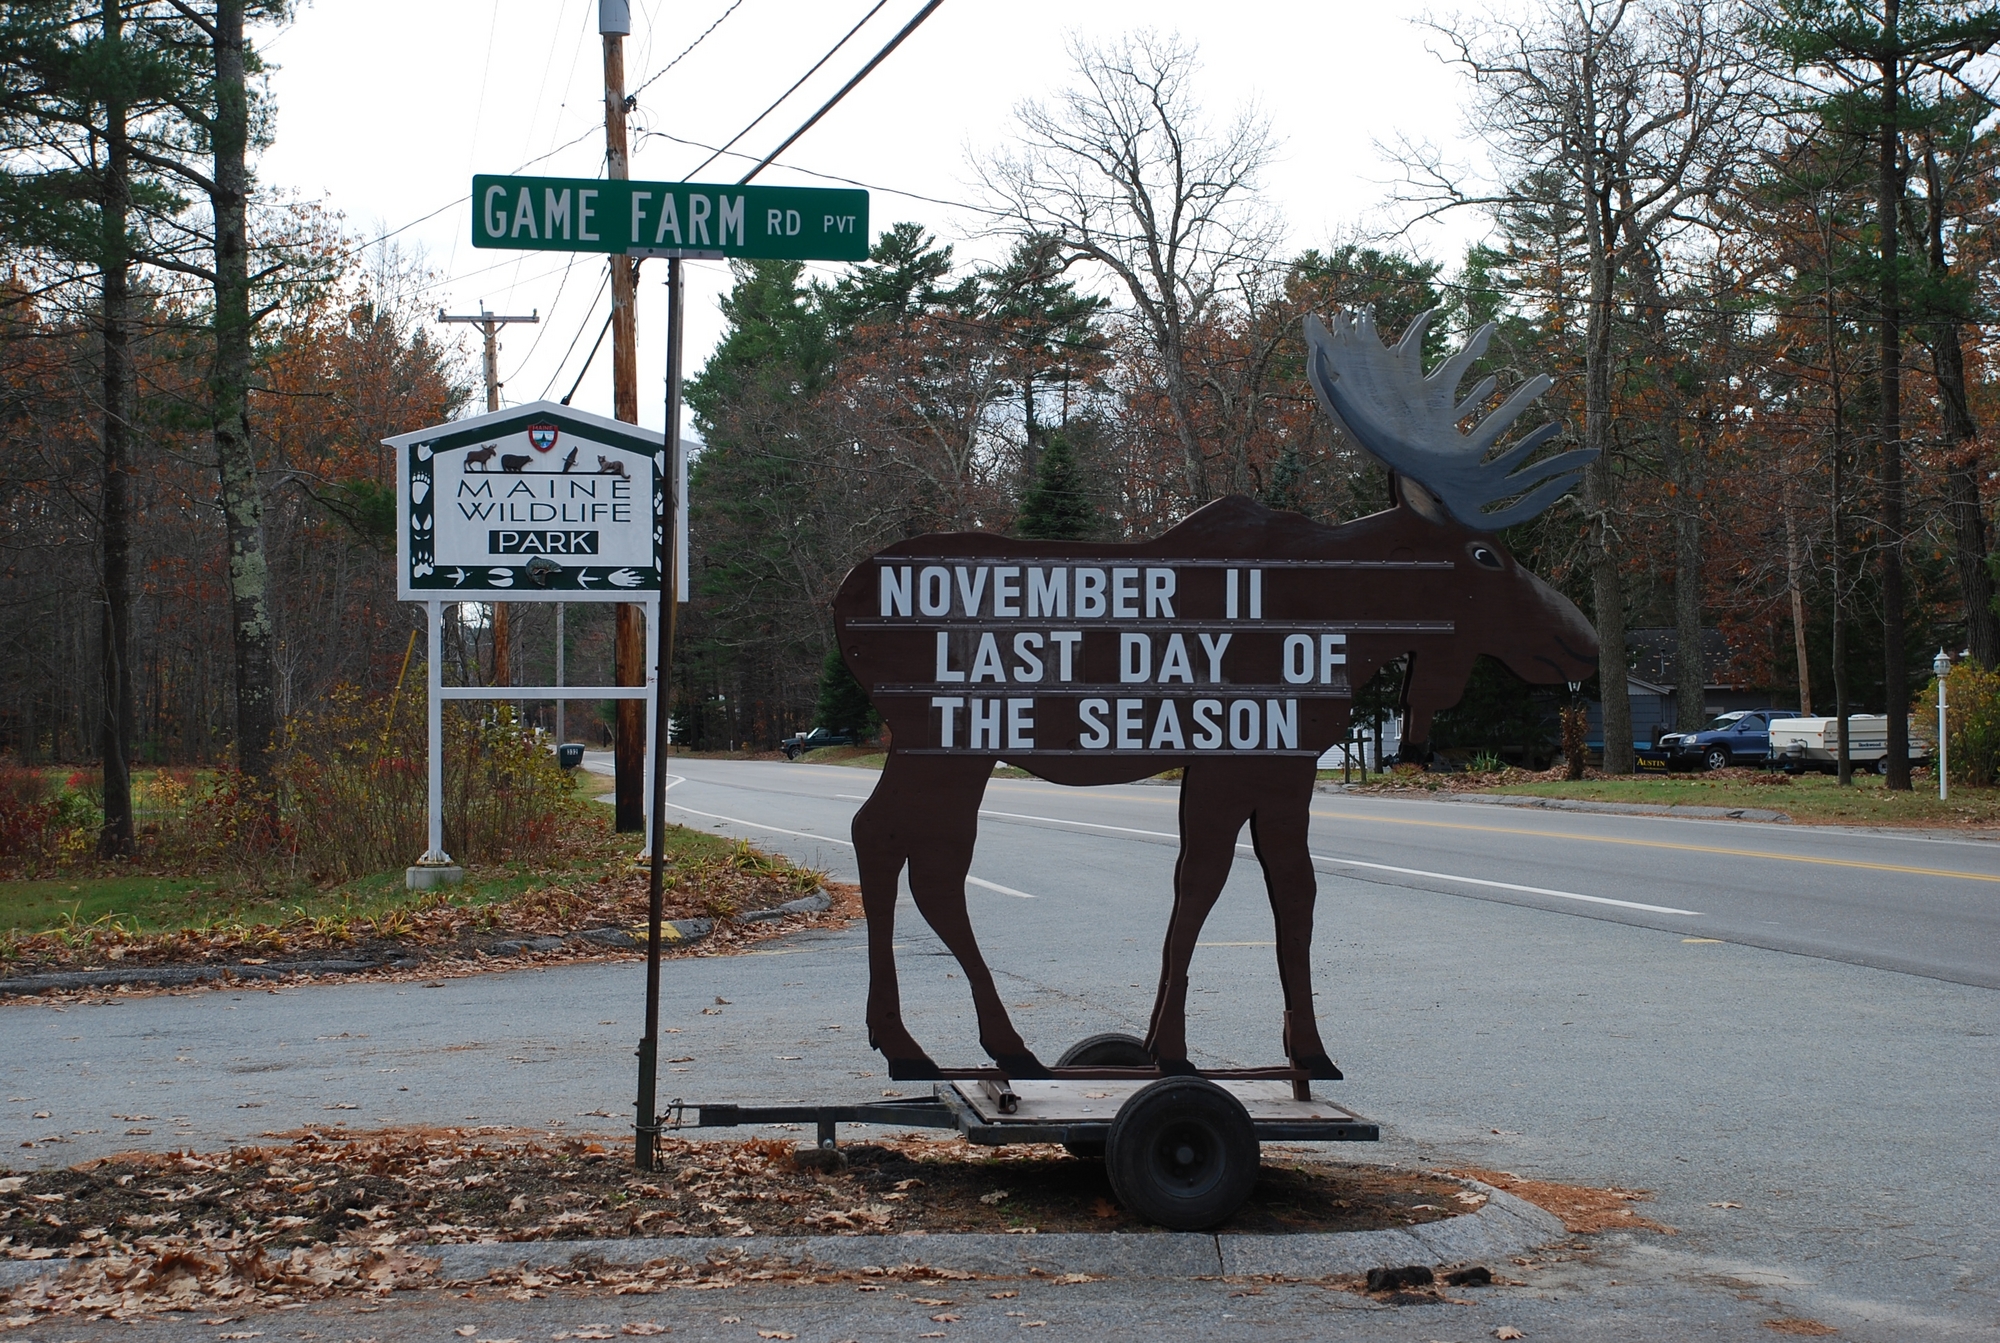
top-left (670, 1034), bottom-right (1377, 1230)
top-left (1770, 715), bottom-right (1930, 775)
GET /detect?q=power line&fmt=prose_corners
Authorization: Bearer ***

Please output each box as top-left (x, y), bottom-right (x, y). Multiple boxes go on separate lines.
top-left (626, 0), bottom-right (749, 107)
top-left (681, 0), bottom-right (889, 181)
top-left (739, 0), bottom-right (945, 185)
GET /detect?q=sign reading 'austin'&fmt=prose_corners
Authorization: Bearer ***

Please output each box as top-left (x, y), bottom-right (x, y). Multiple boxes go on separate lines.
top-left (831, 310), bottom-right (1601, 1081)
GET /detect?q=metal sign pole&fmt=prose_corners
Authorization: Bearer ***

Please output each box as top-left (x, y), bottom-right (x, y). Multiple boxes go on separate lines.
top-left (636, 255), bottom-right (684, 1170)
top-left (426, 600), bottom-right (446, 863)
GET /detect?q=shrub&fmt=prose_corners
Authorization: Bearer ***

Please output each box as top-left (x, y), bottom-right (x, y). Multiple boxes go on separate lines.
top-left (1921, 662), bottom-right (2000, 788)
top-left (0, 767), bottom-right (59, 860)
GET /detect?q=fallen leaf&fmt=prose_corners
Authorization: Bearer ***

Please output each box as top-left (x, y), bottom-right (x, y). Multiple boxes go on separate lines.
top-left (912, 1298), bottom-right (954, 1306)
top-left (456, 1330), bottom-right (476, 1338)
top-left (620, 1326), bottom-right (668, 1337)
top-left (1496, 1330), bottom-right (1526, 1340)
top-left (218, 1334), bottom-right (262, 1341)
top-left (714, 997), bottom-right (731, 1005)
top-left (1091, 1198), bottom-right (1118, 1219)
top-left (1710, 1201), bottom-right (1743, 1209)
top-left (1054, 1272), bottom-right (1097, 1284)
top-left (856, 1285), bottom-right (884, 1293)
top-left (988, 1291), bottom-right (1019, 1299)
top-left (569, 1330), bottom-right (616, 1340)
top-left (930, 1314), bottom-right (962, 1323)
top-left (978, 1190), bottom-right (1010, 1205)
top-left (755, 1332), bottom-right (795, 1340)
top-left (719, 1319), bottom-right (740, 1326)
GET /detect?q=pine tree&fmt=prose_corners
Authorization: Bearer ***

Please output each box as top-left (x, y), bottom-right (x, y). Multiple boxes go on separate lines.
top-left (1015, 429), bottom-right (1094, 540)
top-left (815, 646), bottom-right (876, 737)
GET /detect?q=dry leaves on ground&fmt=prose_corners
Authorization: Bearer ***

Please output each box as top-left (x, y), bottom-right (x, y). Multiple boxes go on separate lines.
top-left (1448, 1167), bottom-right (1676, 1235)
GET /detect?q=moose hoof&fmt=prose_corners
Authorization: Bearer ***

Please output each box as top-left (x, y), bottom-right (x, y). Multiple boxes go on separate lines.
top-left (885, 1056), bottom-right (943, 1081)
top-left (991, 1051), bottom-right (1053, 1079)
top-left (1296, 1053), bottom-right (1344, 1080)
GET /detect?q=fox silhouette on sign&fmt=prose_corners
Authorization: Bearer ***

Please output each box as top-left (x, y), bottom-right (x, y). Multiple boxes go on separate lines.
top-left (831, 310), bottom-right (1599, 1081)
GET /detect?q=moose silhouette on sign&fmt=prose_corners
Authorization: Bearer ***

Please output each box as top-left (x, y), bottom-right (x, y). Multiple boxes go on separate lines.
top-left (831, 310), bottom-right (1600, 1082)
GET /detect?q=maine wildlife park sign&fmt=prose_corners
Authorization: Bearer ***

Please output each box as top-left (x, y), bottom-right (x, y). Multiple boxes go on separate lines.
top-left (391, 400), bottom-right (685, 601)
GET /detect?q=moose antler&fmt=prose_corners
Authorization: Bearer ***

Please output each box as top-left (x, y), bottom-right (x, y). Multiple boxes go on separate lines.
top-left (1304, 309), bottom-right (1596, 531)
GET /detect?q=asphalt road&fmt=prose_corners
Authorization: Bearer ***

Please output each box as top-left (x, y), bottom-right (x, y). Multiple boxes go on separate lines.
top-left (4, 758), bottom-right (1997, 1340)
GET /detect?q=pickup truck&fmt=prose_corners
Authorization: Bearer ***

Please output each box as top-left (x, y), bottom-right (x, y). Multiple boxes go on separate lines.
top-left (1658, 709), bottom-right (1803, 771)
top-left (781, 726), bottom-right (858, 760)
top-left (1769, 715), bottom-right (1931, 775)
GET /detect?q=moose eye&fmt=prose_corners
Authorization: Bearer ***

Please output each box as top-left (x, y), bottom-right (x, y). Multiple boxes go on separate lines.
top-left (1469, 545), bottom-right (1504, 571)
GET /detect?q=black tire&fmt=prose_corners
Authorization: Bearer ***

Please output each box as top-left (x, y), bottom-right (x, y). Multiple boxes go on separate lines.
top-left (1875, 756), bottom-right (1891, 776)
top-left (1057, 1034), bottom-right (1153, 1158)
top-left (1057, 1032), bottom-right (1154, 1068)
top-left (1104, 1077), bottom-right (1259, 1230)
top-left (1704, 746), bottom-right (1731, 772)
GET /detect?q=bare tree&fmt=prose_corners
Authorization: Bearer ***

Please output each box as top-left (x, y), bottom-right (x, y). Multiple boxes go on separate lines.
top-left (978, 30), bottom-right (1281, 507)
top-left (1393, 0), bottom-right (1764, 772)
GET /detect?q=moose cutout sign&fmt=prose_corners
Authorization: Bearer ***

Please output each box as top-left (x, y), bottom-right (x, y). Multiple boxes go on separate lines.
top-left (831, 310), bottom-right (1600, 1082)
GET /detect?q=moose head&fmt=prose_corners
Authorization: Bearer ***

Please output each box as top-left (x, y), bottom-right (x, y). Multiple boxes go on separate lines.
top-left (834, 309), bottom-right (1600, 1082)
top-left (1298, 308), bottom-right (1599, 758)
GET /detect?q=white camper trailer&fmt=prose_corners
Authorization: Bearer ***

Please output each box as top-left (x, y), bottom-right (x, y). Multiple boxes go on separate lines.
top-left (1769, 715), bottom-right (1931, 775)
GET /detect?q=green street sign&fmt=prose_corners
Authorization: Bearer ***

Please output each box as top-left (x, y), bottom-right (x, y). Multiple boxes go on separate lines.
top-left (471, 174), bottom-right (869, 260)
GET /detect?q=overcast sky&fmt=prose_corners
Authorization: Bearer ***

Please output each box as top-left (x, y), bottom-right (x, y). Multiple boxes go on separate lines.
top-left (255, 0), bottom-right (1505, 437)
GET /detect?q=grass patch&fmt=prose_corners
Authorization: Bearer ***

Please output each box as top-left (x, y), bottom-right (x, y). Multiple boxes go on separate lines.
top-left (1483, 770), bottom-right (2000, 827)
top-left (0, 809), bottom-right (740, 941)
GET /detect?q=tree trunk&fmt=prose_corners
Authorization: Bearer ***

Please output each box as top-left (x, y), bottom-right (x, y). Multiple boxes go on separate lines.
top-left (1876, 2), bottom-right (1910, 789)
top-left (209, 0), bottom-right (276, 784)
top-left (1783, 492), bottom-right (1813, 716)
top-left (1923, 141), bottom-right (1997, 667)
top-left (1584, 188), bottom-right (1631, 774)
top-left (1673, 498), bottom-right (1704, 730)
top-left (97, 0), bottom-right (136, 858)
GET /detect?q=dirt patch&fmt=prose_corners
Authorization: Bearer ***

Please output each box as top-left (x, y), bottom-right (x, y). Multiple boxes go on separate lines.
top-left (1446, 1166), bottom-right (1675, 1234)
top-left (3, 1127), bottom-right (1471, 1252)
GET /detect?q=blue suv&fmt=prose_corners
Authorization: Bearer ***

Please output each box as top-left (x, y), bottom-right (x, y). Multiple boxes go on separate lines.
top-left (1660, 710), bottom-right (1802, 771)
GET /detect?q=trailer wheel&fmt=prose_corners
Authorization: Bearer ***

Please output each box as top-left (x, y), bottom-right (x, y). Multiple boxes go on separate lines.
top-left (1056, 1033), bottom-right (1152, 1158)
top-left (1105, 1077), bottom-right (1258, 1230)
top-left (1875, 756), bottom-right (1891, 776)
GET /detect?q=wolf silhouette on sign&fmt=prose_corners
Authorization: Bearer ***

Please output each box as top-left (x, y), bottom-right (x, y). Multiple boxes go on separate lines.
top-left (830, 311), bottom-right (1599, 1081)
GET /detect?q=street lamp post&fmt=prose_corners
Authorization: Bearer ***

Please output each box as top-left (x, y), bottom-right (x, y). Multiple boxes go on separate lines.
top-left (1934, 649), bottom-right (1951, 802)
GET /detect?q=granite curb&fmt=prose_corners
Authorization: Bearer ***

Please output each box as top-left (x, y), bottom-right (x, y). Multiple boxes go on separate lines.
top-left (1455, 793), bottom-right (1791, 823)
top-left (0, 891), bottom-right (832, 998)
top-left (0, 1181), bottom-right (1563, 1289)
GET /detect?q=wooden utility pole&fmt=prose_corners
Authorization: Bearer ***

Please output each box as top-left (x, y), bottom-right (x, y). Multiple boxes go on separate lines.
top-left (437, 304), bottom-right (538, 684)
top-left (602, 0), bottom-right (647, 832)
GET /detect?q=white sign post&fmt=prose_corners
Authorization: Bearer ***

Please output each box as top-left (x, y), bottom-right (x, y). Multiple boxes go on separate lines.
top-left (389, 399), bottom-right (687, 888)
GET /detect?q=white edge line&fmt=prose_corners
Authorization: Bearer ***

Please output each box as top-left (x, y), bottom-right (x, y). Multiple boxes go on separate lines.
top-left (979, 805), bottom-right (1703, 918)
top-left (664, 786), bottom-right (1032, 897)
top-left (966, 877), bottom-right (1035, 899)
top-left (1302, 852), bottom-right (1703, 917)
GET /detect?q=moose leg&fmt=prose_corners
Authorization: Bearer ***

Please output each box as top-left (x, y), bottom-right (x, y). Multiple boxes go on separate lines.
top-left (1247, 757), bottom-right (1341, 1080)
top-left (850, 753), bottom-right (981, 1078)
top-left (1145, 760), bottom-right (1257, 1073)
top-left (851, 753), bottom-right (1045, 1079)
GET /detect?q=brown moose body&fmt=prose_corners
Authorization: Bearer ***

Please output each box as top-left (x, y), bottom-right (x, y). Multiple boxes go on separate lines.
top-left (831, 311), bottom-right (1600, 1081)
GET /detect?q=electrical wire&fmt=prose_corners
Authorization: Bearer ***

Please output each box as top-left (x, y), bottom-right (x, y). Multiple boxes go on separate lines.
top-left (739, 0), bottom-right (945, 185)
top-left (680, 0), bottom-right (889, 181)
top-left (625, 0), bottom-right (749, 107)
top-left (561, 313), bottom-right (617, 405)
top-left (541, 270), bottom-right (613, 399)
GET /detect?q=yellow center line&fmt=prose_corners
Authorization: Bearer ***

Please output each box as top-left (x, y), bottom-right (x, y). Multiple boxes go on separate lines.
top-left (1308, 808), bottom-right (2000, 885)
